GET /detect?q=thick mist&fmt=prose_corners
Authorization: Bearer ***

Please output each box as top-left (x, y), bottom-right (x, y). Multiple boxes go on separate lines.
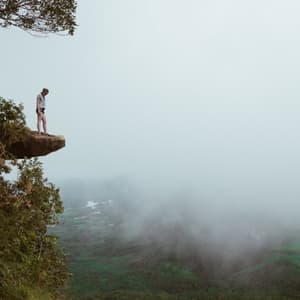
top-left (60, 176), bottom-right (300, 275)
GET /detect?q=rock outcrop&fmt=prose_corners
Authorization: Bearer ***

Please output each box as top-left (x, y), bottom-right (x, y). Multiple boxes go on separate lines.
top-left (7, 131), bottom-right (65, 159)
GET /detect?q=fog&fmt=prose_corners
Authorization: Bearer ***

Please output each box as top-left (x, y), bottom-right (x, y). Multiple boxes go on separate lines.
top-left (2, 0), bottom-right (300, 266)
top-left (60, 176), bottom-right (300, 274)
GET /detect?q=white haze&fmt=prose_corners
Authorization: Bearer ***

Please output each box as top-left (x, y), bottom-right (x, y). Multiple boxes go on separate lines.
top-left (2, 0), bottom-right (300, 261)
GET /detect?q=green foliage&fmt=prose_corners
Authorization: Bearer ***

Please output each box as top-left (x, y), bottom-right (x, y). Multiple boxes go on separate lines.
top-left (0, 97), bottom-right (69, 300)
top-left (0, 96), bottom-right (28, 148)
top-left (0, 96), bottom-right (29, 170)
top-left (0, 0), bottom-right (77, 35)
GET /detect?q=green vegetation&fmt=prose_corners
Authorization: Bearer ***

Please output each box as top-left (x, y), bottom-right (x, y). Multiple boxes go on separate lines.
top-left (53, 187), bottom-right (300, 300)
top-left (71, 290), bottom-right (300, 300)
top-left (0, 97), bottom-right (68, 300)
top-left (0, 97), bottom-right (29, 159)
top-left (0, 0), bottom-right (77, 35)
top-left (0, 1), bottom-right (77, 297)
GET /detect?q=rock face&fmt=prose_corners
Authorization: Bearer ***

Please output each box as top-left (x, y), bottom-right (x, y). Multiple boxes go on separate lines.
top-left (7, 131), bottom-right (65, 158)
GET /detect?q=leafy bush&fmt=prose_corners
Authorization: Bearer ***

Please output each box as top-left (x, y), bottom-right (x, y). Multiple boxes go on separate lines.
top-left (0, 97), bottom-right (68, 300)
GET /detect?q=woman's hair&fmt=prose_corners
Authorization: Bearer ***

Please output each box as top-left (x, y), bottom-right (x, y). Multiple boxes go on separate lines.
top-left (42, 88), bottom-right (49, 93)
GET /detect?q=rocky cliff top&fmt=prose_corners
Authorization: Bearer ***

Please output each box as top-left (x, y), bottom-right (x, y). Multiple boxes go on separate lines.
top-left (6, 131), bottom-right (65, 158)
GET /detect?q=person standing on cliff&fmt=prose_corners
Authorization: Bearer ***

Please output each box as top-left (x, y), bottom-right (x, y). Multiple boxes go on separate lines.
top-left (36, 88), bottom-right (49, 134)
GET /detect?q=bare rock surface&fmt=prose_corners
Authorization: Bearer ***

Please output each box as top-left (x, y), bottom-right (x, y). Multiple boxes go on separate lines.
top-left (7, 131), bottom-right (65, 158)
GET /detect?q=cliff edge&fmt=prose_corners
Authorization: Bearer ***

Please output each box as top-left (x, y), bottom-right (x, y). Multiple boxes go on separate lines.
top-left (6, 131), bottom-right (65, 158)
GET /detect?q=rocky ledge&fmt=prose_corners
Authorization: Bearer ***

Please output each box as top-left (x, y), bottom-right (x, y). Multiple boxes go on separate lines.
top-left (7, 131), bottom-right (65, 159)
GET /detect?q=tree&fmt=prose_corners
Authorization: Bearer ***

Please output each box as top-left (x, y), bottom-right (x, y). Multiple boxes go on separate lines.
top-left (0, 97), bottom-right (69, 300)
top-left (0, 0), bottom-right (77, 35)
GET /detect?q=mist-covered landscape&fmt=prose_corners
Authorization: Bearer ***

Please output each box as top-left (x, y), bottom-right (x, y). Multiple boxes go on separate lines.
top-left (2, 1), bottom-right (300, 299)
top-left (49, 179), bottom-right (300, 299)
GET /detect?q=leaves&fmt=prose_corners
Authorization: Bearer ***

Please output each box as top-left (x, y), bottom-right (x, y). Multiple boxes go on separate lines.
top-left (0, 0), bottom-right (77, 35)
top-left (0, 97), bottom-right (69, 299)
top-left (0, 97), bottom-right (29, 158)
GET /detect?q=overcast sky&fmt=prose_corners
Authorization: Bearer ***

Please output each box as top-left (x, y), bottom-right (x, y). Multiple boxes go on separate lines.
top-left (1, 1), bottom-right (300, 213)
